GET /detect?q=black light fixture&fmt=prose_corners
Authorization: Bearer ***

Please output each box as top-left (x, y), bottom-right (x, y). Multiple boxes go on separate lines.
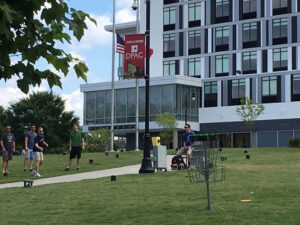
top-left (236, 70), bottom-right (242, 75)
top-left (191, 92), bottom-right (196, 102)
top-left (139, 0), bottom-right (154, 174)
top-left (132, 0), bottom-right (138, 10)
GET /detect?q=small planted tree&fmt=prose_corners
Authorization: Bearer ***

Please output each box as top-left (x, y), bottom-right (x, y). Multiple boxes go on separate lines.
top-left (89, 128), bottom-right (110, 152)
top-left (236, 98), bottom-right (265, 130)
top-left (155, 113), bottom-right (178, 149)
top-left (236, 98), bottom-right (265, 147)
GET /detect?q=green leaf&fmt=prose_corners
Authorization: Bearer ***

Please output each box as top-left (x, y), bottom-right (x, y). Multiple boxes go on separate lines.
top-left (17, 79), bottom-right (29, 94)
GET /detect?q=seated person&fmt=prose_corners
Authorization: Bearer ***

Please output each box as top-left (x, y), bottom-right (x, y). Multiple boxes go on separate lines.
top-left (176, 124), bottom-right (195, 167)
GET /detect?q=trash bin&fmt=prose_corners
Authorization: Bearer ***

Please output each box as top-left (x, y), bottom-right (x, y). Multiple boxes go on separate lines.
top-left (152, 137), bottom-right (160, 146)
top-left (153, 145), bottom-right (167, 172)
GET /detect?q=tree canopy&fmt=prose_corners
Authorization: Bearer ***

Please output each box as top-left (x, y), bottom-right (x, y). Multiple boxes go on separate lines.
top-left (155, 113), bottom-right (178, 148)
top-left (0, 0), bottom-right (95, 93)
top-left (3, 91), bottom-right (79, 148)
top-left (236, 97), bottom-right (265, 130)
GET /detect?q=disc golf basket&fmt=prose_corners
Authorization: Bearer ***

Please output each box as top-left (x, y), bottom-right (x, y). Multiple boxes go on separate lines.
top-left (188, 134), bottom-right (226, 210)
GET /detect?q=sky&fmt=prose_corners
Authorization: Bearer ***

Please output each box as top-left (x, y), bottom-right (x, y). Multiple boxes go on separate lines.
top-left (0, 0), bottom-right (136, 124)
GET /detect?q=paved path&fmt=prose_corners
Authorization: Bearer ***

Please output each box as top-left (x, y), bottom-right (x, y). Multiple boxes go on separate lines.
top-left (0, 155), bottom-right (174, 189)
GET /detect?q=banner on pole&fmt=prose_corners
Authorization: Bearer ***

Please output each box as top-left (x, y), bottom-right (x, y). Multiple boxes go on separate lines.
top-left (124, 34), bottom-right (145, 79)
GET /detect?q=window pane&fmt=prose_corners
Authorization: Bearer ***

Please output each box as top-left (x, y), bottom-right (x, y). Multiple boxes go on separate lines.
top-left (161, 85), bottom-right (173, 113)
top-left (170, 62), bottom-right (175, 75)
top-left (170, 8), bottom-right (176, 24)
top-left (216, 56), bottom-right (222, 74)
top-left (96, 91), bottom-right (105, 119)
top-left (163, 10), bottom-right (169, 25)
top-left (262, 79), bottom-right (269, 96)
top-left (189, 5), bottom-right (194, 21)
top-left (163, 63), bottom-right (169, 76)
top-left (204, 84), bottom-right (211, 94)
top-left (195, 60), bottom-right (201, 76)
top-left (195, 4), bottom-right (201, 20)
top-left (86, 92), bottom-right (96, 119)
top-left (223, 55), bottom-right (229, 73)
top-left (293, 75), bottom-right (300, 94)
top-left (270, 79), bottom-right (277, 95)
top-left (212, 82), bottom-right (217, 93)
top-left (189, 60), bottom-right (195, 76)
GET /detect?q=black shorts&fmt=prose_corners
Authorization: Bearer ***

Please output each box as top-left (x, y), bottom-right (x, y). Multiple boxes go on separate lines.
top-left (70, 146), bottom-right (82, 159)
top-left (2, 151), bottom-right (13, 161)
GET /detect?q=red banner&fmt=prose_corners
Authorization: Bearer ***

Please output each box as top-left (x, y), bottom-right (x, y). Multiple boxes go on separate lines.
top-left (124, 34), bottom-right (145, 79)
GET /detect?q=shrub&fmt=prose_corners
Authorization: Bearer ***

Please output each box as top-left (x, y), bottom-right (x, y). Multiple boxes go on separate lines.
top-left (85, 145), bottom-right (106, 153)
top-left (288, 138), bottom-right (300, 147)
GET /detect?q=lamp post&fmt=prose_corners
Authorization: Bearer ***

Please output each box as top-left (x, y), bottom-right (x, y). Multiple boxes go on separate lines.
top-left (184, 90), bottom-right (196, 126)
top-left (110, 0), bottom-right (116, 152)
top-left (139, 0), bottom-right (154, 174)
top-left (132, 0), bottom-right (140, 152)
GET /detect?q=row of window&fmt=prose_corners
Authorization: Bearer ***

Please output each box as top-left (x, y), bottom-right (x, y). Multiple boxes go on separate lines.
top-left (164, 18), bottom-right (290, 58)
top-left (203, 74), bottom-right (300, 107)
top-left (163, 47), bottom-right (289, 77)
top-left (164, 0), bottom-right (293, 30)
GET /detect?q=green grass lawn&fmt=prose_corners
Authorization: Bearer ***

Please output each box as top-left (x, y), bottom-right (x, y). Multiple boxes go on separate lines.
top-left (0, 151), bottom-right (143, 184)
top-left (1, 148), bottom-right (300, 225)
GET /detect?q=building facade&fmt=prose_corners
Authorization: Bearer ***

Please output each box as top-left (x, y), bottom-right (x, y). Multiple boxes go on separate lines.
top-left (81, 0), bottom-right (300, 149)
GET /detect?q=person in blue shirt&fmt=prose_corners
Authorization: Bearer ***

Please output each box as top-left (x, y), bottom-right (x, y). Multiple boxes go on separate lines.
top-left (176, 124), bottom-right (195, 167)
top-left (24, 124), bottom-right (37, 171)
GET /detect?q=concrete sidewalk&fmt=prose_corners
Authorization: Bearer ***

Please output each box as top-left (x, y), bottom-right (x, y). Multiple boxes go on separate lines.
top-left (0, 155), bottom-right (174, 189)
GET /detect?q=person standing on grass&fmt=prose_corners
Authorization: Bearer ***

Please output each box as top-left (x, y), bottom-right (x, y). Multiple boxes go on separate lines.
top-left (65, 123), bottom-right (84, 171)
top-left (33, 127), bottom-right (48, 177)
top-left (0, 125), bottom-right (15, 176)
top-left (176, 123), bottom-right (195, 167)
top-left (24, 124), bottom-right (37, 172)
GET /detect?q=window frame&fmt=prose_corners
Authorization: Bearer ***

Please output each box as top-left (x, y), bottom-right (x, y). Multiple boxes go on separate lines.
top-left (229, 79), bottom-right (246, 105)
top-left (204, 81), bottom-right (218, 107)
top-left (273, 48), bottom-right (288, 71)
top-left (163, 33), bottom-right (176, 58)
top-left (261, 76), bottom-right (281, 103)
top-left (242, 22), bottom-right (259, 48)
top-left (242, 0), bottom-right (257, 19)
top-left (291, 74), bottom-right (300, 101)
top-left (216, 0), bottom-right (230, 21)
top-left (215, 26), bottom-right (229, 51)
top-left (163, 7), bottom-right (176, 31)
top-left (188, 30), bottom-right (201, 55)
top-left (163, 60), bottom-right (176, 76)
top-left (242, 51), bottom-right (257, 74)
top-left (188, 2), bottom-right (201, 27)
top-left (215, 54), bottom-right (229, 76)
top-left (188, 57), bottom-right (201, 77)
top-left (272, 18), bottom-right (288, 45)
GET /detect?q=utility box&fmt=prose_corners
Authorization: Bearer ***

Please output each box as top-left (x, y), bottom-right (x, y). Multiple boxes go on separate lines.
top-left (153, 145), bottom-right (167, 172)
top-left (152, 137), bottom-right (160, 146)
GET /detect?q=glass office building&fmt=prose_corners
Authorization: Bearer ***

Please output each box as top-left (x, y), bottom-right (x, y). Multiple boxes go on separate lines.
top-left (82, 0), bottom-right (300, 149)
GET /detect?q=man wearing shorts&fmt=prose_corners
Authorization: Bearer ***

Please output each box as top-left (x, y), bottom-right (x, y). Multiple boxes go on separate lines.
top-left (176, 124), bottom-right (195, 167)
top-left (33, 127), bottom-right (48, 177)
top-left (24, 124), bottom-right (37, 171)
top-left (0, 125), bottom-right (15, 176)
top-left (65, 124), bottom-right (84, 171)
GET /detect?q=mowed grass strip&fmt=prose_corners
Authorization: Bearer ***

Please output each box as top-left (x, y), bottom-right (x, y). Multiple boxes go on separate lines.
top-left (0, 151), bottom-right (143, 184)
top-left (0, 147), bottom-right (300, 225)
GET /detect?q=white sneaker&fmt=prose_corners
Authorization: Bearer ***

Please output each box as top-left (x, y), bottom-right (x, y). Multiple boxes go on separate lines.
top-left (35, 173), bottom-right (41, 177)
top-left (32, 169), bottom-right (36, 174)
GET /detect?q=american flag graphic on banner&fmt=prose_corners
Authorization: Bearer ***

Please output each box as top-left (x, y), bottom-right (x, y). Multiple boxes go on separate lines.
top-left (116, 33), bottom-right (125, 54)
